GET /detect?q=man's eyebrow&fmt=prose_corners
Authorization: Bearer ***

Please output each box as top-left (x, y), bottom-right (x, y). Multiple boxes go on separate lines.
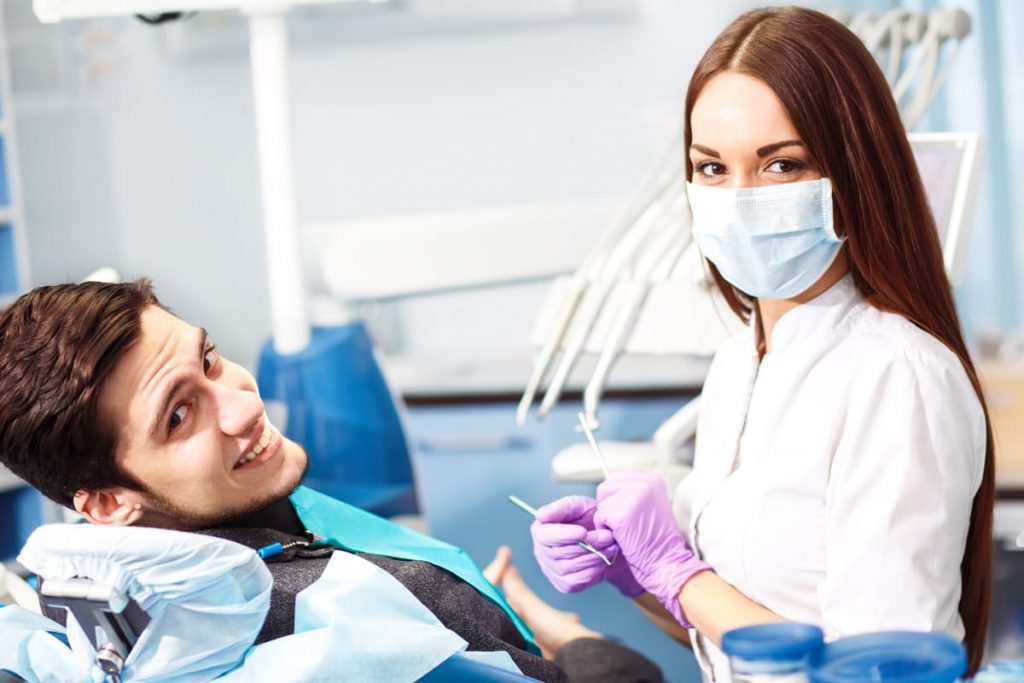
top-left (147, 328), bottom-right (208, 439)
top-left (756, 139), bottom-right (804, 157)
top-left (690, 144), bottom-right (720, 158)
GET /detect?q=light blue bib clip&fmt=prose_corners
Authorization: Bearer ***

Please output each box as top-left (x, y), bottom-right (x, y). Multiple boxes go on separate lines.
top-left (289, 485), bottom-right (540, 656)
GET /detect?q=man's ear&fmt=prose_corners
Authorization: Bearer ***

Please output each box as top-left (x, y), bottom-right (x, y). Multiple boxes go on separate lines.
top-left (73, 488), bottom-right (145, 526)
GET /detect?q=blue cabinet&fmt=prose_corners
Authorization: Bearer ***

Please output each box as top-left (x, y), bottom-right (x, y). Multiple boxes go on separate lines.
top-left (407, 395), bottom-right (702, 683)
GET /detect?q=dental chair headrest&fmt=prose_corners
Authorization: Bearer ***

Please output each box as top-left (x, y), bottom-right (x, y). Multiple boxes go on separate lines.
top-left (18, 523), bottom-right (272, 683)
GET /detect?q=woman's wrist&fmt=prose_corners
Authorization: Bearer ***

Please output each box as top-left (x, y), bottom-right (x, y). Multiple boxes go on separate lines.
top-left (676, 571), bottom-right (785, 646)
top-left (675, 566), bottom-right (714, 613)
top-left (645, 541), bottom-right (713, 628)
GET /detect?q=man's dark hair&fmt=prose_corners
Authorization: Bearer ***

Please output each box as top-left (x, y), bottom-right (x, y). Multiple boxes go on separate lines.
top-left (0, 279), bottom-right (161, 508)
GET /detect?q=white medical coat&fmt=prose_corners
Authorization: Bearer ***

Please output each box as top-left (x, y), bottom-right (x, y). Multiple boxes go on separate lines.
top-left (673, 274), bottom-right (986, 682)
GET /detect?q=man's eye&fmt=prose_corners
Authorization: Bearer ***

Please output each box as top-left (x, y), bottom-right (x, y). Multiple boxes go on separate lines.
top-left (203, 346), bottom-right (219, 373)
top-left (169, 404), bottom-right (189, 432)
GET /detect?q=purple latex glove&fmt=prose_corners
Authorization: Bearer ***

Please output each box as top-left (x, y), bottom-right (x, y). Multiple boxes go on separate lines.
top-left (594, 473), bottom-right (712, 628)
top-left (530, 495), bottom-right (644, 596)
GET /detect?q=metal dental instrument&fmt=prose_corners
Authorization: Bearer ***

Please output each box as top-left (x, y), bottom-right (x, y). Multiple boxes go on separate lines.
top-left (507, 495), bottom-right (613, 566)
top-left (576, 412), bottom-right (611, 479)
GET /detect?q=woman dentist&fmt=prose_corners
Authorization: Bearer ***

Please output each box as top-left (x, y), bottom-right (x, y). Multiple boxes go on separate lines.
top-left (529, 6), bottom-right (994, 681)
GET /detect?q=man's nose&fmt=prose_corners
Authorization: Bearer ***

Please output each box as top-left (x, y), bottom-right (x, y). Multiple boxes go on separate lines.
top-left (213, 383), bottom-right (265, 436)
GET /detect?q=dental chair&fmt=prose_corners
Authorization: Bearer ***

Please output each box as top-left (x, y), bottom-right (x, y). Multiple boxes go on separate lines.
top-left (36, 576), bottom-right (148, 683)
top-left (258, 322), bottom-right (419, 519)
top-left (5, 581), bottom-right (534, 683)
top-left (1, 524), bottom-right (541, 683)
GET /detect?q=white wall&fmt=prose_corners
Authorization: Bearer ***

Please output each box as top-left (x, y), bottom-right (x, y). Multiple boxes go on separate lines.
top-left (6, 0), bottom-right (771, 371)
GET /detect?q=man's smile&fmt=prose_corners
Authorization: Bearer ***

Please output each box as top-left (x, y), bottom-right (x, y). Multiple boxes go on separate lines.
top-left (234, 422), bottom-right (282, 471)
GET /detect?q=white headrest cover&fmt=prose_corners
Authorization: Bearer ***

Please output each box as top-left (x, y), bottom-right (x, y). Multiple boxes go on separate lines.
top-left (18, 523), bottom-right (271, 682)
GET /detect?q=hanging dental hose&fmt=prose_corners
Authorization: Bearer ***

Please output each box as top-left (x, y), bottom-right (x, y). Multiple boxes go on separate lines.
top-left (533, 167), bottom-right (685, 423)
top-left (896, 9), bottom-right (970, 130)
top-left (847, 8), bottom-right (971, 130)
top-left (515, 134), bottom-right (684, 426)
top-left (580, 194), bottom-right (692, 431)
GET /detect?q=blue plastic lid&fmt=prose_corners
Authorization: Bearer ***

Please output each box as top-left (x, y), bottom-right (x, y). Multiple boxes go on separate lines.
top-left (808, 632), bottom-right (966, 683)
top-left (721, 623), bottom-right (825, 662)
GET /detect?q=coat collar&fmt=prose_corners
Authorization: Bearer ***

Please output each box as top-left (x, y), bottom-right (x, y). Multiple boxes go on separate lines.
top-left (754, 273), bottom-right (863, 356)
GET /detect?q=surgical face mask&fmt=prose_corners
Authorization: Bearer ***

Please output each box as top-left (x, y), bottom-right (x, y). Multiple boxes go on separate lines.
top-left (687, 177), bottom-right (844, 299)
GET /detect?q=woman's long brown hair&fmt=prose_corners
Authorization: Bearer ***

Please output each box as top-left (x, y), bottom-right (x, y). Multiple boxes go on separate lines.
top-left (685, 7), bottom-right (994, 674)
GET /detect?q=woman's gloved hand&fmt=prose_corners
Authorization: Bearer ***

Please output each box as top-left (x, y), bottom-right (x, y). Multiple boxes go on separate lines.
top-left (530, 495), bottom-right (644, 596)
top-left (595, 473), bottom-right (712, 627)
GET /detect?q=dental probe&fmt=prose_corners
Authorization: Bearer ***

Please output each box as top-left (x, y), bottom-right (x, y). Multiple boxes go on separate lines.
top-left (507, 495), bottom-right (613, 567)
top-left (577, 412), bottom-right (611, 479)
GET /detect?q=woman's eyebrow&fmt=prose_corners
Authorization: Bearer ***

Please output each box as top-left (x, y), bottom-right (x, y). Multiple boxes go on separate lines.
top-left (690, 143), bottom-right (720, 157)
top-left (756, 140), bottom-right (804, 157)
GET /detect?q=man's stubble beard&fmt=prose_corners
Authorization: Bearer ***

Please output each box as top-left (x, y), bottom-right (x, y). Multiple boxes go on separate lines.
top-left (136, 446), bottom-right (310, 530)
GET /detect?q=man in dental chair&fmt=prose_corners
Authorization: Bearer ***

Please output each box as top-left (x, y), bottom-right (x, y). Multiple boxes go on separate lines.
top-left (0, 279), bottom-right (661, 683)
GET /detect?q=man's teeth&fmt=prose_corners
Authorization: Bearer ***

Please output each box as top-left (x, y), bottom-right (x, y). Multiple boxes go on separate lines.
top-left (236, 424), bottom-right (274, 468)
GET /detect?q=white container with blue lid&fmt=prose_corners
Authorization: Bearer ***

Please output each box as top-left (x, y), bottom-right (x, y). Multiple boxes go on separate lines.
top-left (807, 631), bottom-right (966, 683)
top-left (721, 623), bottom-right (825, 682)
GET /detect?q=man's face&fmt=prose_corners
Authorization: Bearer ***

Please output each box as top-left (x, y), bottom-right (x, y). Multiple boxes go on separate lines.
top-left (93, 305), bottom-right (308, 529)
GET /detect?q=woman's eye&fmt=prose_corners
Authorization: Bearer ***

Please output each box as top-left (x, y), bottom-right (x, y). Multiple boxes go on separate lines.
top-left (169, 404), bottom-right (189, 432)
top-left (695, 161), bottom-right (725, 178)
top-left (767, 159), bottom-right (804, 174)
top-left (203, 346), bottom-right (219, 373)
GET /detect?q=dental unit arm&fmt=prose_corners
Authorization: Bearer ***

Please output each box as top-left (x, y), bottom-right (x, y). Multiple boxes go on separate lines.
top-left (38, 578), bottom-right (151, 683)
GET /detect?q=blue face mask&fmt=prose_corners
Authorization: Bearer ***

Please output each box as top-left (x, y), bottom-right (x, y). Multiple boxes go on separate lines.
top-left (687, 177), bottom-right (844, 299)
